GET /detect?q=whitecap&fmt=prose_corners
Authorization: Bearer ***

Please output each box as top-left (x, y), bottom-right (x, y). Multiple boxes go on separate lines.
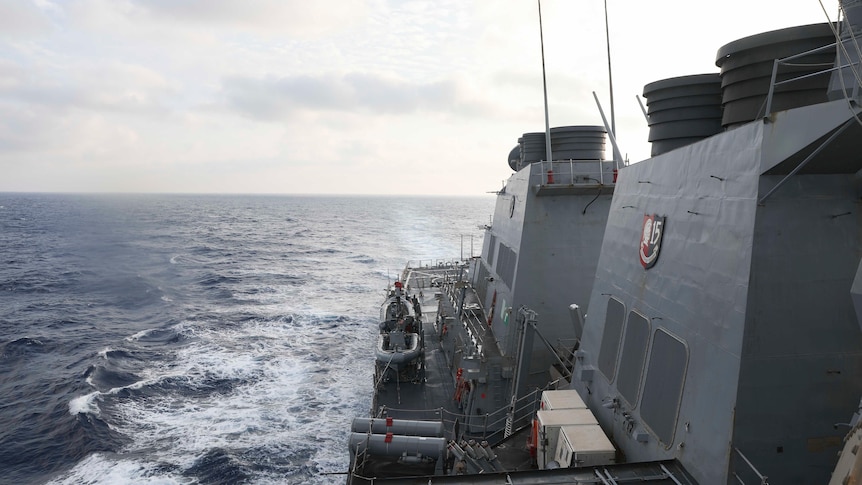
top-left (69, 392), bottom-right (101, 416)
top-left (105, 317), bottom-right (369, 475)
top-left (65, 314), bottom-right (375, 482)
top-left (125, 329), bottom-right (156, 341)
top-left (45, 453), bottom-right (185, 485)
top-left (71, 373), bottom-right (175, 416)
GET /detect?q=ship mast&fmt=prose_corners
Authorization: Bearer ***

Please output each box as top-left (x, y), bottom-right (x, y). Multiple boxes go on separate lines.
top-left (538, 0), bottom-right (553, 164)
top-left (604, 0), bottom-right (616, 136)
top-left (539, 1), bottom-right (618, 163)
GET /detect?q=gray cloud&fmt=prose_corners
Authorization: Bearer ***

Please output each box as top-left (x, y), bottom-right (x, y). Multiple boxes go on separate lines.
top-left (0, 59), bottom-right (175, 116)
top-left (133, 0), bottom-right (370, 37)
top-left (220, 72), bottom-right (489, 121)
top-left (0, 102), bottom-right (56, 151)
top-left (0, 58), bottom-right (177, 155)
top-left (0, 0), bottom-right (52, 38)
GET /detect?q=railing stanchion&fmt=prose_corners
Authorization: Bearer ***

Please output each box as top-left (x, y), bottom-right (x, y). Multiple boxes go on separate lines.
top-left (764, 59), bottom-right (779, 118)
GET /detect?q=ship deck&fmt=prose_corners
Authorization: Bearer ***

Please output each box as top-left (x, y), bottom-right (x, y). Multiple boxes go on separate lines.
top-left (352, 261), bottom-right (698, 484)
top-left (372, 264), bottom-right (463, 421)
top-left (377, 460), bottom-right (696, 484)
top-left (378, 263), bottom-right (525, 436)
top-left (355, 262), bottom-right (537, 481)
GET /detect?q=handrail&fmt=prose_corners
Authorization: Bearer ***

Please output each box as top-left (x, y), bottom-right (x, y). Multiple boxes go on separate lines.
top-left (779, 39), bottom-right (838, 63)
top-left (555, 337), bottom-right (580, 369)
top-left (764, 54), bottom-right (845, 117)
top-left (732, 447), bottom-right (769, 485)
top-left (532, 159), bottom-right (614, 187)
top-left (405, 258), bottom-right (468, 270)
top-left (762, 37), bottom-right (862, 118)
top-left (377, 381), bottom-right (565, 446)
top-left (773, 61), bottom-right (859, 86)
top-left (824, 5), bottom-right (862, 93)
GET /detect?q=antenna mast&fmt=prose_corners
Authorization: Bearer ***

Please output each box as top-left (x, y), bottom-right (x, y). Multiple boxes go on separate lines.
top-left (538, 0), bottom-right (553, 164)
top-left (604, 0), bottom-right (616, 137)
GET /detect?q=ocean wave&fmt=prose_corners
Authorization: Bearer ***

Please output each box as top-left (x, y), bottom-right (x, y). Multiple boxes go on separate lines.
top-left (97, 347), bottom-right (137, 360)
top-left (44, 453), bottom-right (184, 485)
top-left (68, 376), bottom-right (158, 417)
top-left (1, 337), bottom-right (51, 359)
top-left (77, 316), bottom-right (371, 481)
top-left (168, 253), bottom-right (210, 266)
top-left (69, 392), bottom-right (102, 417)
top-left (125, 328), bottom-right (185, 345)
top-left (348, 255), bottom-right (376, 265)
top-left (183, 447), bottom-right (252, 484)
top-left (85, 365), bottom-right (145, 391)
top-left (1, 194), bottom-right (494, 484)
top-left (6, 336), bottom-right (45, 347)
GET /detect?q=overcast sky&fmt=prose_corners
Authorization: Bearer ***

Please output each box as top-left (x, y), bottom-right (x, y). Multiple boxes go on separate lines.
top-left (0, 0), bottom-right (841, 195)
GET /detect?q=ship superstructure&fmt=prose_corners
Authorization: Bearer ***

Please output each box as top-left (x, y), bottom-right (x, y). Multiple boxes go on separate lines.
top-left (571, 97), bottom-right (862, 483)
top-left (347, 3), bottom-right (862, 484)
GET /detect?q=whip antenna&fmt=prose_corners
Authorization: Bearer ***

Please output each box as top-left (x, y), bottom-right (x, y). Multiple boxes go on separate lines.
top-left (538, 0), bottom-right (553, 164)
top-left (604, 0), bottom-right (616, 136)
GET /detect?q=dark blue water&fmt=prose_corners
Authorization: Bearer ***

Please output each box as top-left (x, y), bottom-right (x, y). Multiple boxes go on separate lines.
top-left (0, 193), bottom-right (492, 484)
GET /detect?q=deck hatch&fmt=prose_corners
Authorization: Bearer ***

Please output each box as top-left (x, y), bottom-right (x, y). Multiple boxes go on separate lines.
top-left (617, 311), bottom-right (650, 406)
top-left (598, 298), bottom-right (625, 382)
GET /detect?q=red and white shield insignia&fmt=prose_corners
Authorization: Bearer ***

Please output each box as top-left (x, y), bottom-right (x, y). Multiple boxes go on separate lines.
top-left (639, 214), bottom-right (665, 269)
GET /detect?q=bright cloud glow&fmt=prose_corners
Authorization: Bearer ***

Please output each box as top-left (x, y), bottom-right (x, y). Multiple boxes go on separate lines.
top-left (0, 0), bottom-right (843, 194)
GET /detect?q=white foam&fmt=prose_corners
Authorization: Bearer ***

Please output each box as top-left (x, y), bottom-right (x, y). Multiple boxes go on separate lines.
top-left (124, 319), bottom-right (194, 342)
top-left (71, 372), bottom-right (186, 416)
top-left (69, 392), bottom-right (101, 416)
top-left (63, 314), bottom-right (375, 483)
top-left (45, 453), bottom-right (184, 485)
top-left (125, 329), bottom-right (154, 341)
top-left (168, 253), bottom-right (209, 266)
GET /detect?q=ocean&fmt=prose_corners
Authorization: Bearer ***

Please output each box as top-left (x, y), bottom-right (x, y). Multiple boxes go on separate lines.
top-left (0, 193), bottom-right (493, 485)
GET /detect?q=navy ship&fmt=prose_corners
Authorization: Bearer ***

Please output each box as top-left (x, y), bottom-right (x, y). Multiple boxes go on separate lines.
top-left (347, 2), bottom-right (862, 483)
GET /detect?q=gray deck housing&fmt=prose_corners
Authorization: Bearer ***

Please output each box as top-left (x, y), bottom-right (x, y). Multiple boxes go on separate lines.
top-left (477, 159), bottom-right (616, 394)
top-left (570, 99), bottom-right (862, 484)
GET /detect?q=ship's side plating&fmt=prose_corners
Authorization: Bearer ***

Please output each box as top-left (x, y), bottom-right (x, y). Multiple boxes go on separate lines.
top-left (570, 100), bottom-right (862, 484)
top-left (736, 101), bottom-right (862, 482)
top-left (475, 157), bottom-right (615, 398)
top-left (572, 123), bottom-right (758, 483)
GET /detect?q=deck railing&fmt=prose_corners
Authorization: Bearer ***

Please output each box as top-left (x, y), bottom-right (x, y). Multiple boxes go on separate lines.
top-left (731, 447), bottom-right (769, 484)
top-left (763, 40), bottom-right (854, 117)
top-left (376, 379), bottom-right (568, 447)
top-left (400, 261), bottom-right (466, 291)
top-left (530, 159), bottom-right (617, 187)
